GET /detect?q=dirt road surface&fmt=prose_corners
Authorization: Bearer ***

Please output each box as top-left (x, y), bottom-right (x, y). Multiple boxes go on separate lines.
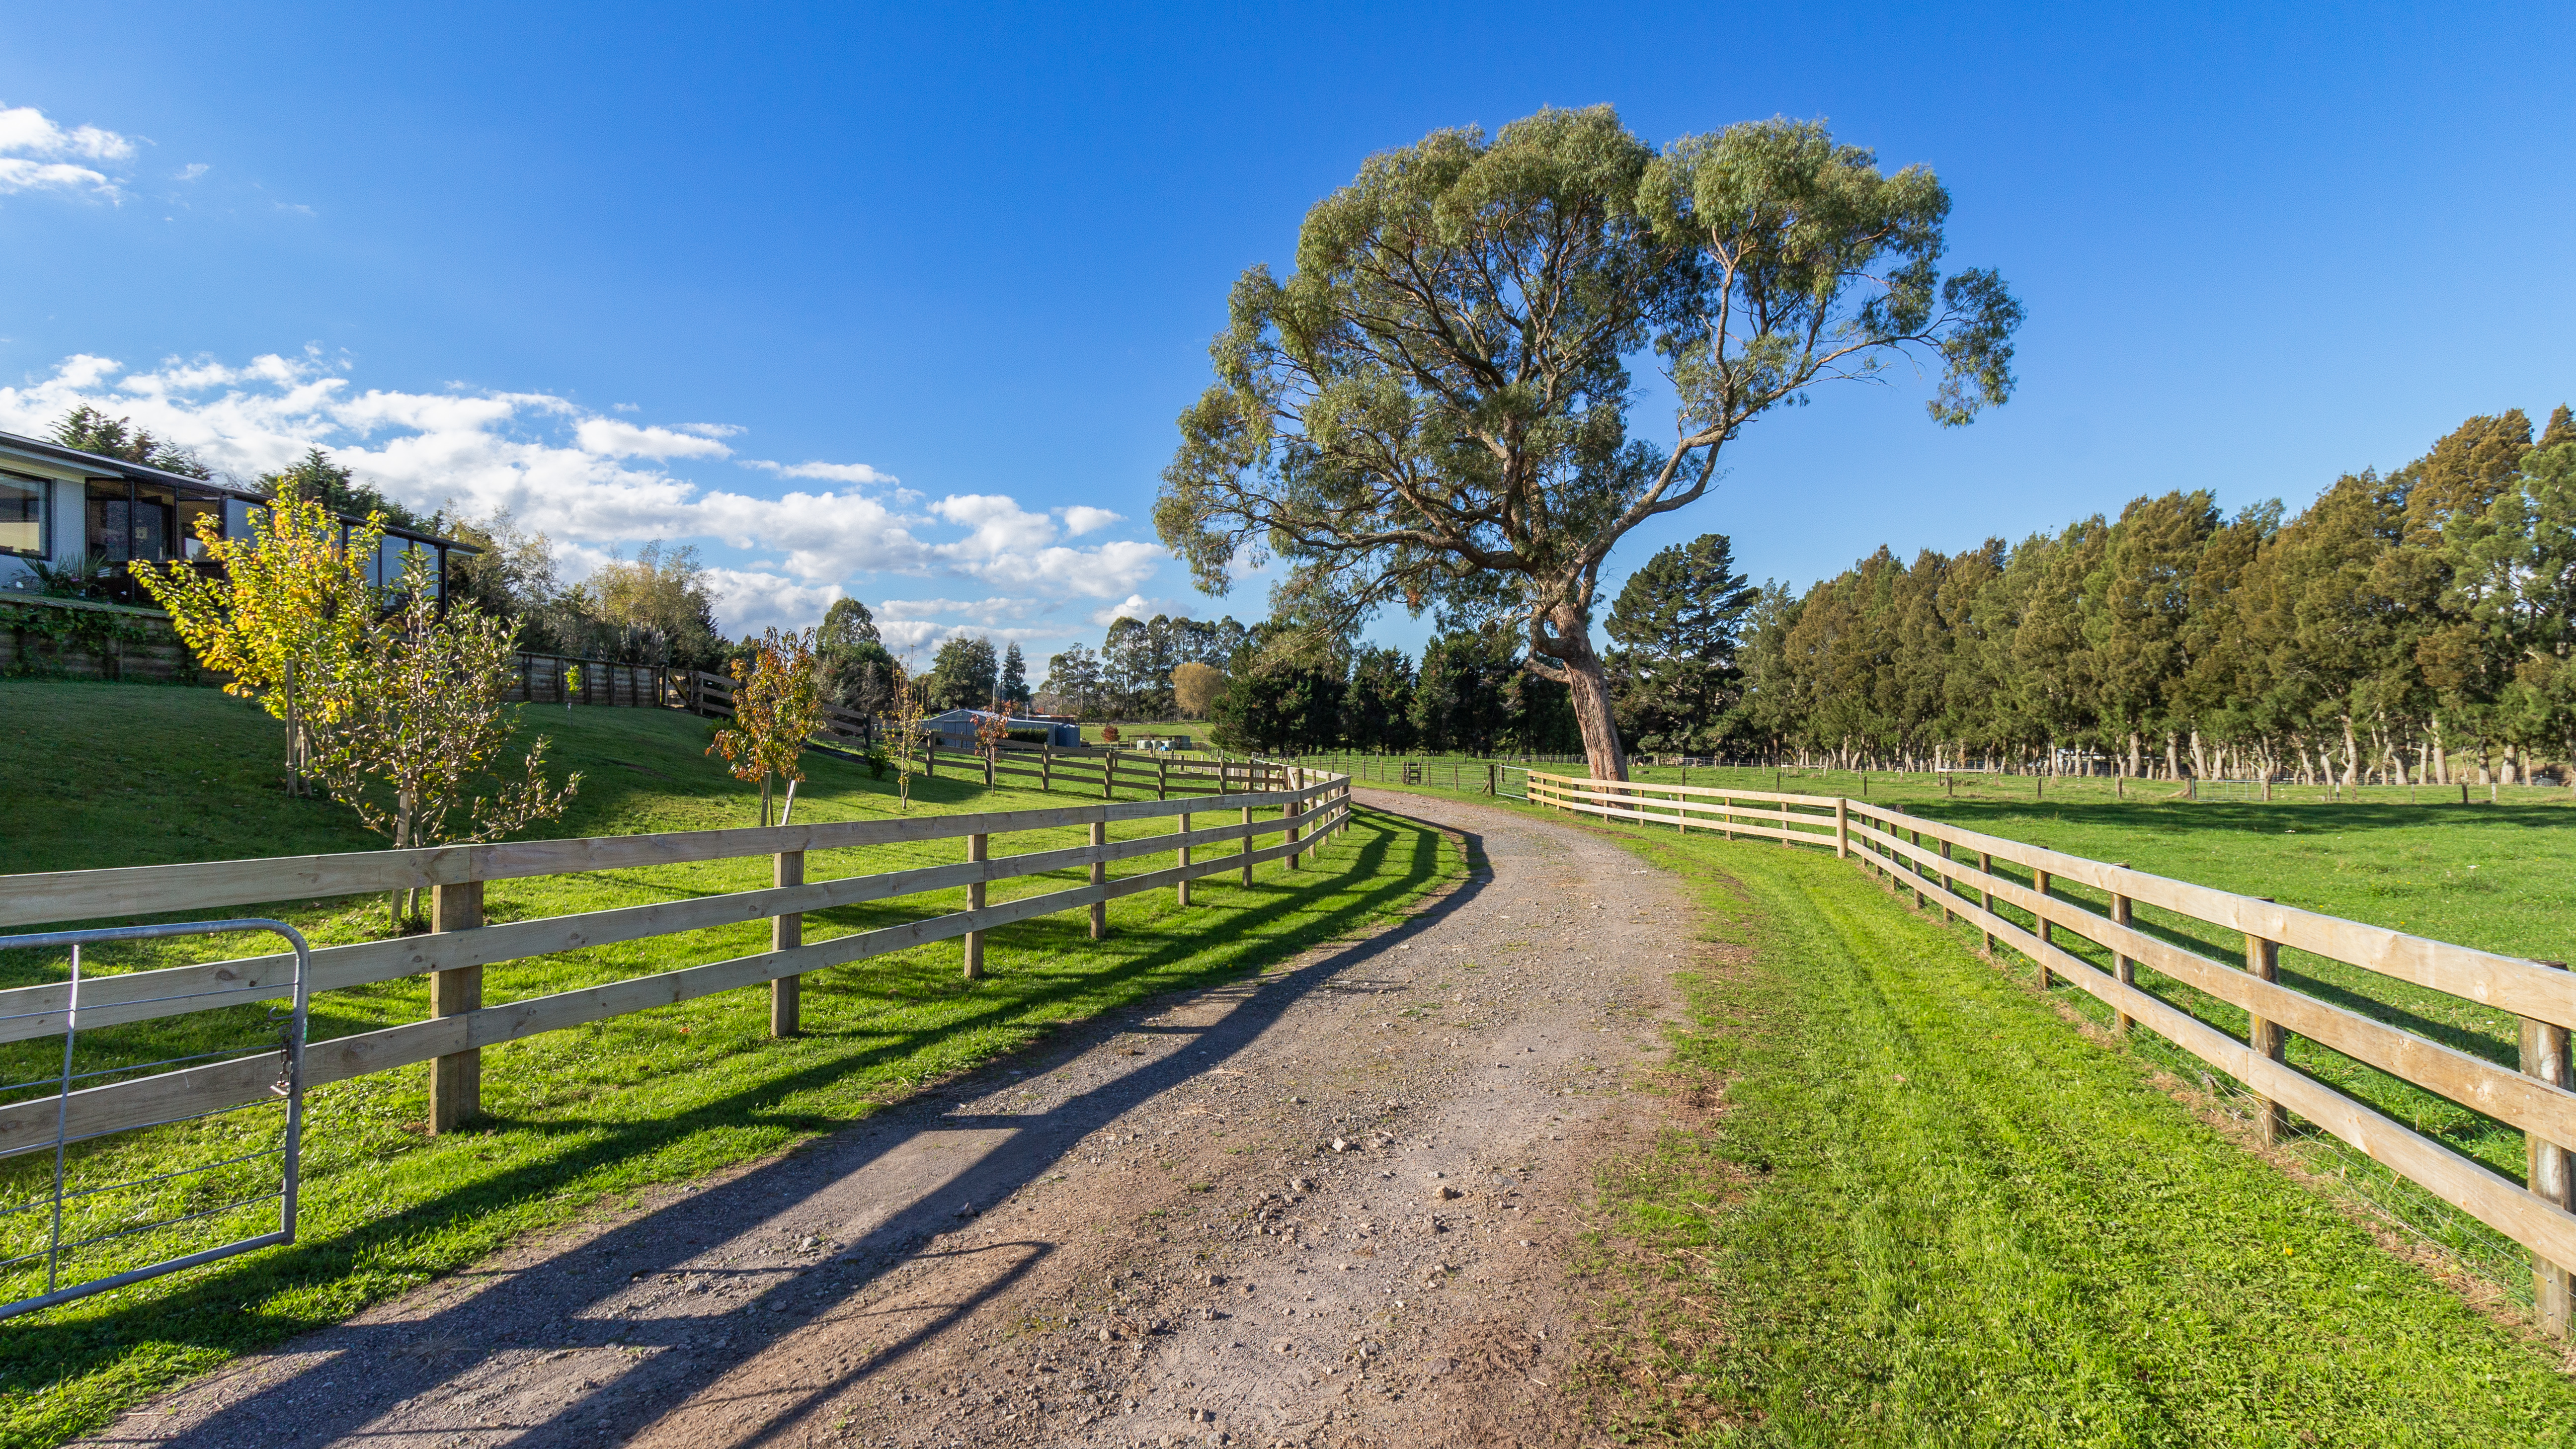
top-left (80, 791), bottom-right (1695, 1449)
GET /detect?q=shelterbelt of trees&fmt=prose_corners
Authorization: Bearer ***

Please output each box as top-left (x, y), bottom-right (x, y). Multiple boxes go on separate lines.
top-left (1743, 406), bottom-right (2576, 785)
top-left (1042, 407), bottom-right (2576, 786)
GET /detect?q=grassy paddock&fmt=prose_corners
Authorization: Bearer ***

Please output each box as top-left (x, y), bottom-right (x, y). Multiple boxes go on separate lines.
top-left (0, 682), bottom-right (1460, 1448)
top-left (1572, 830), bottom-right (2576, 1445)
top-left (1348, 764), bottom-right (2576, 1303)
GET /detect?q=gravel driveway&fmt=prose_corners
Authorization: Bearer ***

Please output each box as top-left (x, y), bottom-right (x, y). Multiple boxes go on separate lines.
top-left (80, 790), bottom-right (1696, 1449)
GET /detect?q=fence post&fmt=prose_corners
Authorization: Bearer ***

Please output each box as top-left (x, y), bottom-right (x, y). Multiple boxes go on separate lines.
top-left (429, 879), bottom-right (483, 1134)
top-left (1240, 803), bottom-right (1255, 886)
top-left (1103, 749), bottom-right (1115, 800)
top-left (1287, 796), bottom-right (1302, 870)
top-left (1177, 812), bottom-right (1193, 907)
top-left (2520, 959), bottom-right (2573, 1338)
top-left (2033, 867), bottom-right (2054, 987)
top-left (1042, 747), bottom-right (1053, 793)
top-left (771, 849), bottom-right (804, 1036)
top-left (1488, 762), bottom-right (1497, 796)
top-left (1978, 852), bottom-right (1995, 957)
top-left (1939, 839), bottom-right (1956, 924)
top-left (1089, 819), bottom-right (1108, 939)
top-left (964, 834), bottom-right (987, 979)
top-left (2246, 898), bottom-right (2284, 1146)
top-left (1911, 829), bottom-right (1929, 910)
top-left (2111, 877), bottom-right (2135, 1036)
top-left (1158, 757), bottom-right (1168, 800)
top-left (1834, 798), bottom-right (1849, 858)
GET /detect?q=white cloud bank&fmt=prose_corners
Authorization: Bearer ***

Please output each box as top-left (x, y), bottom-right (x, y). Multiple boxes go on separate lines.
top-left (0, 103), bottom-right (136, 199)
top-left (0, 352), bottom-right (1166, 635)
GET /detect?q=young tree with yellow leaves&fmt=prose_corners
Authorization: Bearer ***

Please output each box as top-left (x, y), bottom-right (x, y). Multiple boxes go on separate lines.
top-left (133, 492), bottom-right (378, 795)
top-left (707, 627), bottom-right (830, 825)
top-left (303, 551), bottom-right (582, 927)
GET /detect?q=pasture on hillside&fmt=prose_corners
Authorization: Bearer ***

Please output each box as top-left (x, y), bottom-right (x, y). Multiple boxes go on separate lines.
top-left (0, 680), bottom-right (1463, 1448)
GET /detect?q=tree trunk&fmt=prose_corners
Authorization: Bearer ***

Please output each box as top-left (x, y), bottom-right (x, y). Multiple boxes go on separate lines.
top-left (1561, 649), bottom-right (1627, 781)
top-left (1533, 600), bottom-right (1626, 782)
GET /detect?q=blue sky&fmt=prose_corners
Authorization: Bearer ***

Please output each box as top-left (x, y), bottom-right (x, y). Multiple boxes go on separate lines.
top-left (4, 2), bottom-right (2571, 669)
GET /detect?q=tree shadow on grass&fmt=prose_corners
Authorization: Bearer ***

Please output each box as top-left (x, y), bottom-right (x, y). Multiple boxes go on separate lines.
top-left (0, 805), bottom-right (1477, 1446)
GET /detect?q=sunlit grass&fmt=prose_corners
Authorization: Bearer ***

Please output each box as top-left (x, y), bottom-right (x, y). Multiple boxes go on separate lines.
top-left (0, 681), bottom-right (1459, 1447)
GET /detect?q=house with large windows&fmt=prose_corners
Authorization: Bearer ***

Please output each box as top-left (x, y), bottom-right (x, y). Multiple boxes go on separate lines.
top-left (0, 428), bottom-right (474, 603)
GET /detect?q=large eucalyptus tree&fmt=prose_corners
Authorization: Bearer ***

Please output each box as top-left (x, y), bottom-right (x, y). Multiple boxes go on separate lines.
top-left (1156, 106), bottom-right (2021, 779)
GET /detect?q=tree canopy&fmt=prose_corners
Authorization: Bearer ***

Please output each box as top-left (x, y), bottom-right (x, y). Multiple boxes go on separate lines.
top-left (1157, 107), bottom-right (2019, 781)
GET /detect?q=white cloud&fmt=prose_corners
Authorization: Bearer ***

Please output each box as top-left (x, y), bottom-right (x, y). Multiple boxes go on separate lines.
top-left (0, 104), bottom-right (137, 199)
top-left (929, 494), bottom-right (1163, 599)
top-left (873, 616), bottom-right (1057, 664)
top-left (0, 352), bottom-right (1167, 642)
top-left (1059, 505), bottom-right (1124, 536)
top-left (744, 458), bottom-right (898, 486)
top-left (1089, 593), bottom-right (1190, 627)
top-left (0, 104), bottom-right (135, 161)
top-left (703, 569), bottom-right (844, 635)
top-left (574, 417), bottom-right (734, 460)
top-left (175, 162), bottom-right (208, 182)
top-left (877, 596), bottom-right (1054, 626)
top-left (0, 158), bottom-right (117, 197)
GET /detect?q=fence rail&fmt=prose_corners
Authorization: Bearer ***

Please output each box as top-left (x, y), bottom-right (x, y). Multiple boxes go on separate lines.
top-left (1525, 769), bottom-right (2576, 1338)
top-left (0, 767), bottom-right (1353, 1166)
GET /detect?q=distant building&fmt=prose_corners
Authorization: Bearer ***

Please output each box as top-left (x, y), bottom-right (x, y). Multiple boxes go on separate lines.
top-left (920, 709), bottom-right (1083, 749)
top-left (0, 428), bottom-right (476, 604)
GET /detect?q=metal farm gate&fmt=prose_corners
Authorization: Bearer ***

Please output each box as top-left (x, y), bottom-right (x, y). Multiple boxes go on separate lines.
top-left (0, 919), bottom-right (310, 1321)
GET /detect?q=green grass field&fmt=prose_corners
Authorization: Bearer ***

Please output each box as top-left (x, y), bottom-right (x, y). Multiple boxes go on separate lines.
top-left (1320, 757), bottom-right (2576, 1215)
top-left (1577, 832), bottom-right (2576, 1445)
top-left (1324, 758), bottom-right (2576, 1437)
top-left (0, 682), bottom-right (1463, 1448)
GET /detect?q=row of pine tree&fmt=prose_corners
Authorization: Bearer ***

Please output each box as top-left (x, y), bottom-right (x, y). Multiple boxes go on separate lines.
top-left (1736, 407), bottom-right (2576, 783)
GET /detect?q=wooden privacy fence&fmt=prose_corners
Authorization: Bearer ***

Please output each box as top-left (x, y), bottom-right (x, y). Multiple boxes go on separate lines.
top-left (1526, 769), bottom-right (2576, 1338)
top-left (0, 767), bottom-right (1352, 1151)
top-left (506, 653), bottom-right (685, 710)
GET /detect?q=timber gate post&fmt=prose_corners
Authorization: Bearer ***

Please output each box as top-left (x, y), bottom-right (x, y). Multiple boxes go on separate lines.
top-left (2110, 864), bottom-right (2134, 1034)
top-left (1834, 798), bottom-right (1849, 858)
top-left (2521, 959), bottom-right (2573, 1337)
top-left (1240, 803), bottom-right (1255, 886)
top-left (1089, 819), bottom-right (1108, 938)
top-left (429, 879), bottom-right (484, 1133)
top-left (2246, 897), bottom-right (2284, 1145)
top-left (1978, 852), bottom-right (1996, 957)
top-left (964, 834), bottom-right (987, 979)
top-left (771, 850), bottom-right (804, 1035)
top-left (2034, 868), bottom-right (2055, 987)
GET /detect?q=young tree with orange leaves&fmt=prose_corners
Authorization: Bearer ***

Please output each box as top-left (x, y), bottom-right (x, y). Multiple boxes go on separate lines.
top-left (708, 627), bottom-right (830, 825)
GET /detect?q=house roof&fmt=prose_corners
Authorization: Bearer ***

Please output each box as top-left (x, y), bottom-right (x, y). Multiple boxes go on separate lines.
top-left (0, 428), bottom-right (480, 553)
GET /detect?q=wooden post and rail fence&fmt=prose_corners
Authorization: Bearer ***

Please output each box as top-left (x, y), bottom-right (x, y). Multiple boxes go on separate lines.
top-left (0, 765), bottom-right (1351, 1160)
top-left (1524, 769), bottom-right (2576, 1339)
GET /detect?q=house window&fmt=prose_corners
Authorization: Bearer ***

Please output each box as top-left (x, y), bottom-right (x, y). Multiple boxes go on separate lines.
top-left (0, 472), bottom-right (43, 558)
top-left (177, 499), bottom-right (224, 560)
top-left (86, 481), bottom-right (177, 564)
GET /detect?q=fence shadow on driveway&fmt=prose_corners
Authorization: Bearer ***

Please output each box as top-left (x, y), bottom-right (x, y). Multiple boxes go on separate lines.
top-left (71, 801), bottom-right (1494, 1448)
